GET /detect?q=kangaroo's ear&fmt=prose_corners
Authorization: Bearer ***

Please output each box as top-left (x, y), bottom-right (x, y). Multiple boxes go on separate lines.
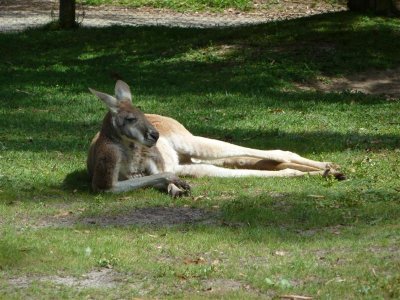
top-left (115, 80), bottom-right (132, 102)
top-left (89, 88), bottom-right (118, 113)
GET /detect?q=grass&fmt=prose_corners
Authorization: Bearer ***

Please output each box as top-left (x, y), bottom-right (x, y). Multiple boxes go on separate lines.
top-left (1, 11), bottom-right (400, 299)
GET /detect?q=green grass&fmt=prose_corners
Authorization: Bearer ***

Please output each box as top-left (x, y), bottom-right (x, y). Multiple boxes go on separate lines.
top-left (1, 12), bottom-right (400, 299)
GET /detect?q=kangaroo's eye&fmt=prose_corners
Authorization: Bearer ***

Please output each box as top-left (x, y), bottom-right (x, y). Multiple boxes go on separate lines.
top-left (125, 117), bottom-right (137, 123)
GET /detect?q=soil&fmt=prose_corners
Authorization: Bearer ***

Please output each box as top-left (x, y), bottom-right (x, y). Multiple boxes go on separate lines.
top-left (7, 269), bottom-right (120, 290)
top-left (36, 206), bottom-right (218, 228)
top-left (79, 206), bottom-right (218, 227)
top-left (202, 278), bottom-right (243, 292)
top-left (297, 67), bottom-right (400, 99)
top-left (0, 0), bottom-right (346, 31)
top-left (8, 270), bottom-right (263, 296)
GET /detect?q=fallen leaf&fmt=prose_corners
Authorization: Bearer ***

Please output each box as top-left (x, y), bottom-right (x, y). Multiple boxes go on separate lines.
top-left (307, 194), bottom-right (325, 199)
top-left (268, 108), bottom-right (285, 114)
top-left (371, 268), bottom-right (378, 277)
top-left (16, 89), bottom-right (32, 95)
top-left (54, 210), bottom-right (72, 218)
top-left (184, 257), bottom-right (206, 265)
top-left (18, 247), bottom-right (32, 252)
top-left (211, 259), bottom-right (220, 265)
top-left (176, 273), bottom-right (187, 280)
top-left (371, 140), bottom-right (382, 144)
top-left (275, 250), bottom-right (288, 256)
top-left (325, 276), bottom-right (345, 285)
top-left (280, 295), bottom-right (313, 300)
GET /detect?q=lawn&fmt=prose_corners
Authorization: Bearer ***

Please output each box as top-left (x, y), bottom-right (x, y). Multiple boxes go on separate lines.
top-left (0, 11), bottom-right (400, 299)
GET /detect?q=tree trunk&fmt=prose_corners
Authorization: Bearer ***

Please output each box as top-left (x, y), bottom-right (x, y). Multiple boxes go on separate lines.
top-left (348, 0), bottom-right (400, 15)
top-left (59, 0), bottom-right (76, 29)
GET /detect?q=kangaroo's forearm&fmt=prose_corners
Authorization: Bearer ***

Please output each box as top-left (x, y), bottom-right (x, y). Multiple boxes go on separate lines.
top-left (108, 173), bottom-right (171, 193)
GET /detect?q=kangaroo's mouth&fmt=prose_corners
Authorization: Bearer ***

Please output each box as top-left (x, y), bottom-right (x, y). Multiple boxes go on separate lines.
top-left (122, 127), bottom-right (159, 148)
top-left (143, 139), bottom-right (157, 147)
top-left (144, 130), bottom-right (159, 147)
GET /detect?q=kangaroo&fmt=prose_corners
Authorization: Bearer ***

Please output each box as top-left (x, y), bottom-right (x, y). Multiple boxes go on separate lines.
top-left (87, 80), bottom-right (343, 197)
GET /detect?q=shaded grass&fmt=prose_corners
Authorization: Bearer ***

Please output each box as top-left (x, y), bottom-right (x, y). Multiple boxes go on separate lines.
top-left (0, 11), bottom-right (400, 299)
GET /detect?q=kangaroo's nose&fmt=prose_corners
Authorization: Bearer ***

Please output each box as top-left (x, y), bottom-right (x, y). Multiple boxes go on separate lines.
top-left (147, 130), bottom-right (159, 142)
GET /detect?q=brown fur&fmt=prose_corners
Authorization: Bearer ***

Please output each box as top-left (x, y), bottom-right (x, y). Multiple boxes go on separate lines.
top-left (87, 81), bottom-right (190, 196)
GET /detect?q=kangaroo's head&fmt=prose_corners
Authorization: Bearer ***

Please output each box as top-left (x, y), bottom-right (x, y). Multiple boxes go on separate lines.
top-left (89, 80), bottom-right (159, 147)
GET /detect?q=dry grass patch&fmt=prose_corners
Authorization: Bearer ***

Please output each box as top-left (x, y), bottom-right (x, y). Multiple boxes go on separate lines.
top-left (296, 67), bottom-right (400, 99)
top-left (7, 269), bottom-right (121, 290)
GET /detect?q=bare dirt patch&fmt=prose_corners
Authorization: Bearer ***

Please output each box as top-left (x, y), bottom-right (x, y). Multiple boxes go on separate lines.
top-left (297, 67), bottom-right (400, 99)
top-left (37, 206), bottom-right (218, 228)
top-left (81, 207), bottom-right (218, 227)
top-left (203, 278), bottom-right (243, 292)
top-left (8, 269), bottom-right (120, 290)
top-left (202, 278), bottom-right (273, 298)
top-left (0, 0), bottom-right (346, 32)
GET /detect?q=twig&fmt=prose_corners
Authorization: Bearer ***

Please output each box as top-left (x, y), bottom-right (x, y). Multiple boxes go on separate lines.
top-left (15, 89), bottom-right (32, 95)
top-left (280, 295), bottom-right (313, 300)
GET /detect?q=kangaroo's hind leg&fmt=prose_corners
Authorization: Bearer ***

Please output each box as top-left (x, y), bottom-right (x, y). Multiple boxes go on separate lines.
top-left (198, 157), bottom-right (322, 172)
top-left (177, 135), bottom-right (333, 170)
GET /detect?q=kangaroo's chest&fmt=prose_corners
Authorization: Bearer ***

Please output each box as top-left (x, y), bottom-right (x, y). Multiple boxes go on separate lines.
top-left (118, 142), bottom-right (164, 180)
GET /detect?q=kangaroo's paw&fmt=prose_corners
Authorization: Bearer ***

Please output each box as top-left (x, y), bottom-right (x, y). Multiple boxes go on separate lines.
top-left (323, 168), bottom-right (346, 181)
top-left (165, 173), bottom-right (191, 190)
top-left (168, 183), bottom-right (190, 198)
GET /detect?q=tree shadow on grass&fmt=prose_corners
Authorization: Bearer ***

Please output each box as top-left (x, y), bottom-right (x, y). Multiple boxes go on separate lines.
top-left (62, 168), bottom-right (91, 193)
top-left (2, 124), bottom-right (399, 154)
top-left (1, 12), bottom-right (399, 98)
top-left (1, 12), bottom-right (399, 155)
top-left (187, 127), bottom-right (400, 154)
